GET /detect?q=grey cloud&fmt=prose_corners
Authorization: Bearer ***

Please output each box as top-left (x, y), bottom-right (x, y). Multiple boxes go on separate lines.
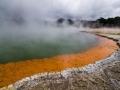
top-left (0, 0), bottom-right (120, 22)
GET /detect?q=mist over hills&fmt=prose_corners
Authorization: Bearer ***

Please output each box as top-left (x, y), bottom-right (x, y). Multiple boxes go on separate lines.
top-left (56, 16), bottom-right (120, 28)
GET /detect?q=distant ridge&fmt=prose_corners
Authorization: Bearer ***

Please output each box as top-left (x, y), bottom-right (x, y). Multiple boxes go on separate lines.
top-left (56, 16), bottom-right (120, 28)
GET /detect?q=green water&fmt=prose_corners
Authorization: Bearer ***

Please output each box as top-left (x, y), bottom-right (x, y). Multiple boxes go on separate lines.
top-left (0, 30), bottom-right (99, 63)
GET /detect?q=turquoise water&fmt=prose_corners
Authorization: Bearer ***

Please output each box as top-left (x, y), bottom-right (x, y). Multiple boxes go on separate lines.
top-left (0, 27), bottom-right (99, 63)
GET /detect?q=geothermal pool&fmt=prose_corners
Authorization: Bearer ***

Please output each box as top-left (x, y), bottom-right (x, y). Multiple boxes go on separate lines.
top-left (0, 30), bottom-right (98, 63)
top-left (0, 27), bottom-right (118, 87)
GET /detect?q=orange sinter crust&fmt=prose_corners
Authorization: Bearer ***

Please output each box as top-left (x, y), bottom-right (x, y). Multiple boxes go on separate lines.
top-left (0, 37), bottom-right (118, 87)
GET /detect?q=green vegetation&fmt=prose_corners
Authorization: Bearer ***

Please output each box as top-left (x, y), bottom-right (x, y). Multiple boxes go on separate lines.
top-left (83, 16), bottom-right (120, 28)
top-left (97, 16), bottom-right (120, 27)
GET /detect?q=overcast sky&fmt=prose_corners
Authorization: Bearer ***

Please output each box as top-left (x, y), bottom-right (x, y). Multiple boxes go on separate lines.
top-left (0, 0), bottom-right (120, 21)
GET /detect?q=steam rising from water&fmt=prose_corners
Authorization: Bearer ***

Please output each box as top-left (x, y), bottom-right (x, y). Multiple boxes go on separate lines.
top-left (0, 0), bottom-right (120, 34)
top-left (0, 23), bottom-right (99, 63)
top-left (0, 0), bottom-right (120, 23)
top-left (0, 0), bottom-right (103, 63)
top-left (0, 0), bottom-right (119, 39)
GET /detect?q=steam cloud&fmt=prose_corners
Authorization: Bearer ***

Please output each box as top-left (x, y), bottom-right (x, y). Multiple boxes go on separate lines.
top-left (0, 0), bottom-right (120, 38)
top-left (0, 0), bottom-right (109, 62)
top-left (0, 0), bottom-right (120, 22)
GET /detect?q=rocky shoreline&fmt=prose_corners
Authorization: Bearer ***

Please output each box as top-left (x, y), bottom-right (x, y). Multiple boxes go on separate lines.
top-left (1, 33), bottom-right (120, 90)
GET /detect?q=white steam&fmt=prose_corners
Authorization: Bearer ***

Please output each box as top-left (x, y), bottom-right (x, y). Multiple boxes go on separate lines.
top-left (0, 0), bottom-right (120, 22)
top-left (0, 0), bottom-right (120, 38)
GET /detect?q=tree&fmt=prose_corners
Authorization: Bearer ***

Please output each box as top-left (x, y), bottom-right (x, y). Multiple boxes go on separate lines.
top-left (57, 18), bottom-right (65, 24)
top-left (67, 19), bottom-right (74, 25)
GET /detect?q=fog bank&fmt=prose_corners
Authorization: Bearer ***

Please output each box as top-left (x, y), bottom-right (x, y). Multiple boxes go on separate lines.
top-left (0, 0), bottom-right (120, 22)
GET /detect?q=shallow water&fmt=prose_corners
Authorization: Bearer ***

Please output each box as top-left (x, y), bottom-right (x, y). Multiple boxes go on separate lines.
top-left (0, 26), bottom-right (99, 63)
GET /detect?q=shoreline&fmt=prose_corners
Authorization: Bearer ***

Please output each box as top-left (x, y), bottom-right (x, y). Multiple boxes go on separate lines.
top-left (1, 31), bottom-right (120, 90)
